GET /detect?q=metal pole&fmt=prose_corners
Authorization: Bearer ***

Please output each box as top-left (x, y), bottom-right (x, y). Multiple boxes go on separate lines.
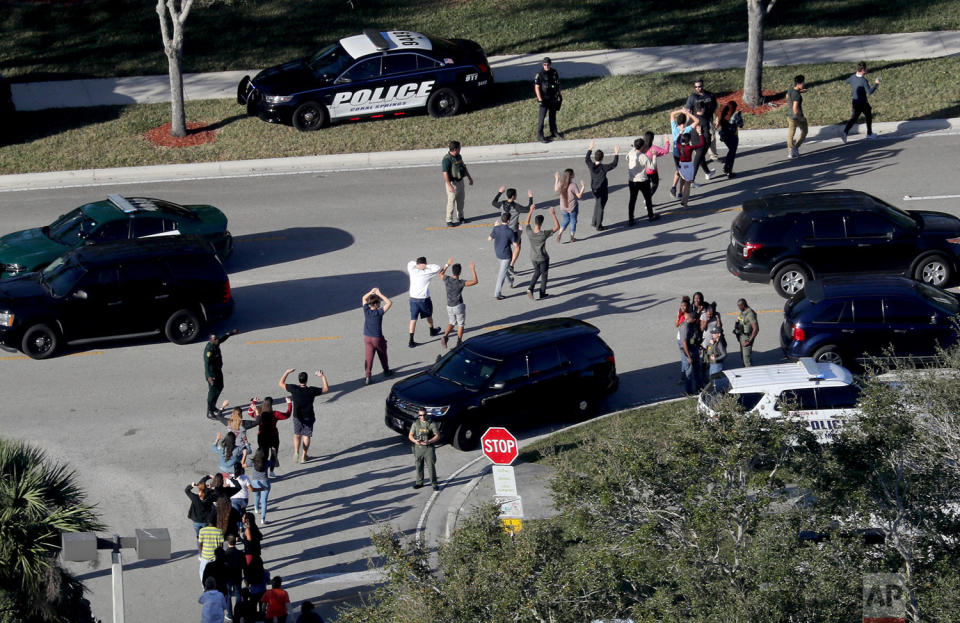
top-left (111, 535), bottom-right (125, 623)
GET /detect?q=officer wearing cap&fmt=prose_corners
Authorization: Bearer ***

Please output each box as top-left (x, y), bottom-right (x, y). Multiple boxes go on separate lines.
top-left (204, 329), bottom-right (239, 419)
top-left (408, 409), bottom-right (440, 490)
top-left (534, 57), bottom-right (563, 143)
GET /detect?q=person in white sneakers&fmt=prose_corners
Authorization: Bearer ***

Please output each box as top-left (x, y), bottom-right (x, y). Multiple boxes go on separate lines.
top-left (406, 256), bottom-right (449, 347)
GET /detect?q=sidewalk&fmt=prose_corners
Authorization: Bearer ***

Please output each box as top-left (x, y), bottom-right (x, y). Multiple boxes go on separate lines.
top-left (10, 30), bottom-right (960, 111)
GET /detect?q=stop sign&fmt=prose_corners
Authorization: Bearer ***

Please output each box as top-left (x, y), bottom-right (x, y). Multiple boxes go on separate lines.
top-left (481, 427), bottom-right (518, 465)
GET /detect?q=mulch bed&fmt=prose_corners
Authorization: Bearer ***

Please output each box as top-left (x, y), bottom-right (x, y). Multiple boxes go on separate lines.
top-left (717, 88), bottom-right (786, 116)
top-left (144, 121), bottom-right (218, 148)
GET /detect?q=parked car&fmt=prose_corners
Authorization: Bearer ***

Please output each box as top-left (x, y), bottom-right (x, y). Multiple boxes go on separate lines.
top-left (726, 189), bottom-right (960, 297)
top-left (384, 318), bottom-right (618, 450)
top-left (0, 194), bottom-right (232, 279)
top-left (780, 276), bottom-right (960, 369)
top-left (0, 236), bottom-right (234, 359)
top-left (238, 29), bottom-right (494, 131)
top-left (697, 358), bottom-right (861, 443)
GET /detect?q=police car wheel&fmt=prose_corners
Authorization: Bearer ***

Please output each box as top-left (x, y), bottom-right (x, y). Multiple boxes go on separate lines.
top-left (21, 324), bottom-right (58, 359)
top-left (427, 88), bottom-right (462, 118)
top-left (292, 101), bottom-right (328, 132)
top-left (165, 309), bottom-right (201, 345)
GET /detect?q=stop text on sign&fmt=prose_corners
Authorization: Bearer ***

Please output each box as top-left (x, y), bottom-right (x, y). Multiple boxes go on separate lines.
top-left (480, 427), bottom-right (519, 465)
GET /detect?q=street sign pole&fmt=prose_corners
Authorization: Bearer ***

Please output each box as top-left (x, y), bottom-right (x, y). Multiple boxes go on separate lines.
top-left (481, 428), bottom-right (524, 533)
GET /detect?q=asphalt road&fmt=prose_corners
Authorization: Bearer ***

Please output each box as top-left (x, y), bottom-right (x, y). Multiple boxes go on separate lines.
top-left (1, 130), bottom-right (958, 621)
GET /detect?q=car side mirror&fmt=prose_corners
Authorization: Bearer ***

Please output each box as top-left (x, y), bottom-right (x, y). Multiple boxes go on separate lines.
top-left (931, 313), bottom-right (939, 325)
top-left (72, 289), bottom-right (88, 300)
top-left (335, 76), bottom-right (350, 84)
top-left (491, 382), bottom-right (505, 390)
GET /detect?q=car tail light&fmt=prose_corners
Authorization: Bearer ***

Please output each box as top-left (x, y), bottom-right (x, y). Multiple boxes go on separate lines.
top-left (606, 354), bottom-right (616, 366)
top-left (222, 280), bottom-right (232, 303)
top-left (792, 325), bottom-right (805, 342)
top-left (477, 63), bottom-right (490, 74)
top-left (743, 242), bottom-right (763, 259)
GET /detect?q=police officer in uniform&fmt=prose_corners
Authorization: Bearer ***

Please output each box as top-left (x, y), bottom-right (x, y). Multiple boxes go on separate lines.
top-left (408, 409), bottom-right (440, 490)
top-left (534, 57), bottom-right (563, 144)
top-left (735, 298), bottom-right (759, 367)
top-left (204, 329), bottom-right (239, 419)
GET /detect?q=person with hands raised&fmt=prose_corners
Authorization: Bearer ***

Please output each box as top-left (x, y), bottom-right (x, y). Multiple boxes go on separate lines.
top-left (585, 139), bottom-right (619, 231)
top-left (278, 368), bottom-right (328, 464)
top-left (554, 169), bottom-right (585, 243)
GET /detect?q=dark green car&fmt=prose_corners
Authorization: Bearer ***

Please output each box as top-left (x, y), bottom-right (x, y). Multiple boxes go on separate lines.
top-left (0, 194), bottom-right (232, 278)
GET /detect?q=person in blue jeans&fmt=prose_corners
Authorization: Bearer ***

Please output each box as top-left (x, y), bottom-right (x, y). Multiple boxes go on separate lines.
top-left (554, 169), bottom-right (585, 243)
top-left (248, 447), bottom-right (273, 525)
top-left (679, 311), bottom-right (702, 395)
top-left (488, 213), bottom-right (519, 300)
top-left (213, 431), bottom-right (245, 476)
top-left (704, 326), bottom-right (727, 377)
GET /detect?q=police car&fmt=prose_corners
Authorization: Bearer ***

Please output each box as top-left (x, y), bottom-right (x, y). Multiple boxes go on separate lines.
top-left (237, 29), bottom-right (494, 131)
top-left (697, 358), bottom-right (862, 443)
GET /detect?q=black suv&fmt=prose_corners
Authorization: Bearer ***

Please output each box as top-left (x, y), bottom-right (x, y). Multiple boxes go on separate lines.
top-left (384, 318), bottom-right (618, 450)
top-left (727, 190), bottom-right (960, 298)
top-left (0, 236), bottom-right (234, 359)
top-left (780, 276), bottom-right (960, 368)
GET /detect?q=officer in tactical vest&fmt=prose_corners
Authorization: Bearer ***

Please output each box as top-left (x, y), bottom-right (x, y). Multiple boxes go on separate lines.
top-left (408, 409), bottom-right (440, 490)
top-left (534, 57), bottom-right (563, 143)
top-left (204, 329), bottom-right (239, 419)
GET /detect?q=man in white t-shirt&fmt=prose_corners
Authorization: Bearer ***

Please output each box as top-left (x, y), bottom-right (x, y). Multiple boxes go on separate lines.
top-left (407, 256), bottom-right (451, 348)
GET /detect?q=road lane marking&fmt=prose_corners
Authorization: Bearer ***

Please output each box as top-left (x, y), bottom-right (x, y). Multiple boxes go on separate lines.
top-left (425, 222), bottom-right (492, 231)
top-left (245, 336), bottom-right (342, 345)
top-left (903, 194), bottom-right (960, 201)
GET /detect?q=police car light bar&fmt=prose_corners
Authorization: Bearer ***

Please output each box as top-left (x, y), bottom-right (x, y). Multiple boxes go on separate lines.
top-left (363, 29), bottom-right (391, 51)
top-left (107, 194), bottom-right (139, 213)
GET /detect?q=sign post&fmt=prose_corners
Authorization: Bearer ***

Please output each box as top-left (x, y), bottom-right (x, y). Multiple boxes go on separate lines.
top-left (481, 428), bottom-right (523, 533)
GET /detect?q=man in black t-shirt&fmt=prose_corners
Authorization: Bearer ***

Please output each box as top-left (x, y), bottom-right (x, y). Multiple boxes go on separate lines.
top-left (534, 57), bottom-right (563, 143)
top-left (438, 261), bottom-right (479, 350)
top-left (278, 368), bottom-right (328, 464)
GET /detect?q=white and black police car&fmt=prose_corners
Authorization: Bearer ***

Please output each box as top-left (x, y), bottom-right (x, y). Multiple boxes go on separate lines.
top-left (237, 29), bottom-right (494, 131)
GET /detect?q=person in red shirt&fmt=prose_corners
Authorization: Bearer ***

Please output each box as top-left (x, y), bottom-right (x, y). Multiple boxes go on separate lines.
top-left (261, 576), bottom-right (290, 623)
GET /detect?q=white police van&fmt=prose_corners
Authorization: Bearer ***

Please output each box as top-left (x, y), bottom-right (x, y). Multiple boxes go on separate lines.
top-left (238, 29), bottom-right (494, 131)
top-left (697, 358), bottom-right (862, 443)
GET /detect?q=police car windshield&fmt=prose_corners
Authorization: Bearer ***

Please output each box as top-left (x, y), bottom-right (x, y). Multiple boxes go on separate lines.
top-left (432, 348), bottom-right (499, 389)
top-left (41, 258), bottom-right (85, 297)
top-left (308, 43), bottom-right (354, 79)
top-left (48, 208), bottom-right (96, 244)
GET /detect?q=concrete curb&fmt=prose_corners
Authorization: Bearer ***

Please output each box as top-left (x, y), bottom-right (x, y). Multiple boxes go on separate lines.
top-left (3, 117), bottom-right (959, 193)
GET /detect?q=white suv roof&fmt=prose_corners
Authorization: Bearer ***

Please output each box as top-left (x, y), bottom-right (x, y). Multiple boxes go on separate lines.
top-left (719, 358), bottom-right (853, 392)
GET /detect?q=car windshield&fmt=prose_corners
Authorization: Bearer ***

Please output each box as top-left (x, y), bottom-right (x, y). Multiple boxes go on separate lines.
top-left (916, 281), bottom-right (960, 315)
top-left (307, 43), bottom-right (354, 79)
top-left (432, 348), bottom-right (500, 389)
top-left (701, 376), bottom-right (765, 412)
top-left (41, 257), bottom-right (85, 297)
top-left (873, 197), bottom-right (918, 230)
top-left (47, 208), bottom-right (96, 244)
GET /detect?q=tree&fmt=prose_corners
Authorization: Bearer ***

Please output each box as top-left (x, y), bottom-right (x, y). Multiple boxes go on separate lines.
top-left (743, 0), bottom-right (779, 108)
top-left (156, 0), bottom-right (195, 138)
top-left (0, 437), bottom-right (103, 622)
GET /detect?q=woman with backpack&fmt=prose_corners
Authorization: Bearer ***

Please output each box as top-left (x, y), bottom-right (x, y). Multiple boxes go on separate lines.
top-left (717, 101), bottom-right (743, 178)
top-left (249, 396), bottom-right (291, 477)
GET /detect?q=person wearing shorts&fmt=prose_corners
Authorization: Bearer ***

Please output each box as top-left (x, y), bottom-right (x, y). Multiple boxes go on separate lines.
top-left (438, 260), bottom-right (479, 350)
top-left (407, 256), bottom-right (448, 348)
top-left (278, 368), bottom-right (328, 464)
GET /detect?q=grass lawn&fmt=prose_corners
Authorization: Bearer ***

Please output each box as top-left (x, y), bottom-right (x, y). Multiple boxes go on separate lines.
top-left (1, 0), bottom-right (959, 80)
top-left (2, 57), bottom-right (957, 175)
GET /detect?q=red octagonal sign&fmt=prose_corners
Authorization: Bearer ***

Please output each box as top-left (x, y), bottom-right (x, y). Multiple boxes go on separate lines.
top-left (481, 427), bottom-right (518, 465)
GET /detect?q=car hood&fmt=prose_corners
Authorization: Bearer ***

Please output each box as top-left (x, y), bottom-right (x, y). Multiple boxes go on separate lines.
top-left (392, 371), bottom-right (475, 406)
top-left (252, 59), bottom-right (329, 94)
top-left (0, 272), bottom-right (49, 303)
top-left (911, 210), bottom-right (960, 234)
top-left (0, 228), bottom-right (69, 272)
